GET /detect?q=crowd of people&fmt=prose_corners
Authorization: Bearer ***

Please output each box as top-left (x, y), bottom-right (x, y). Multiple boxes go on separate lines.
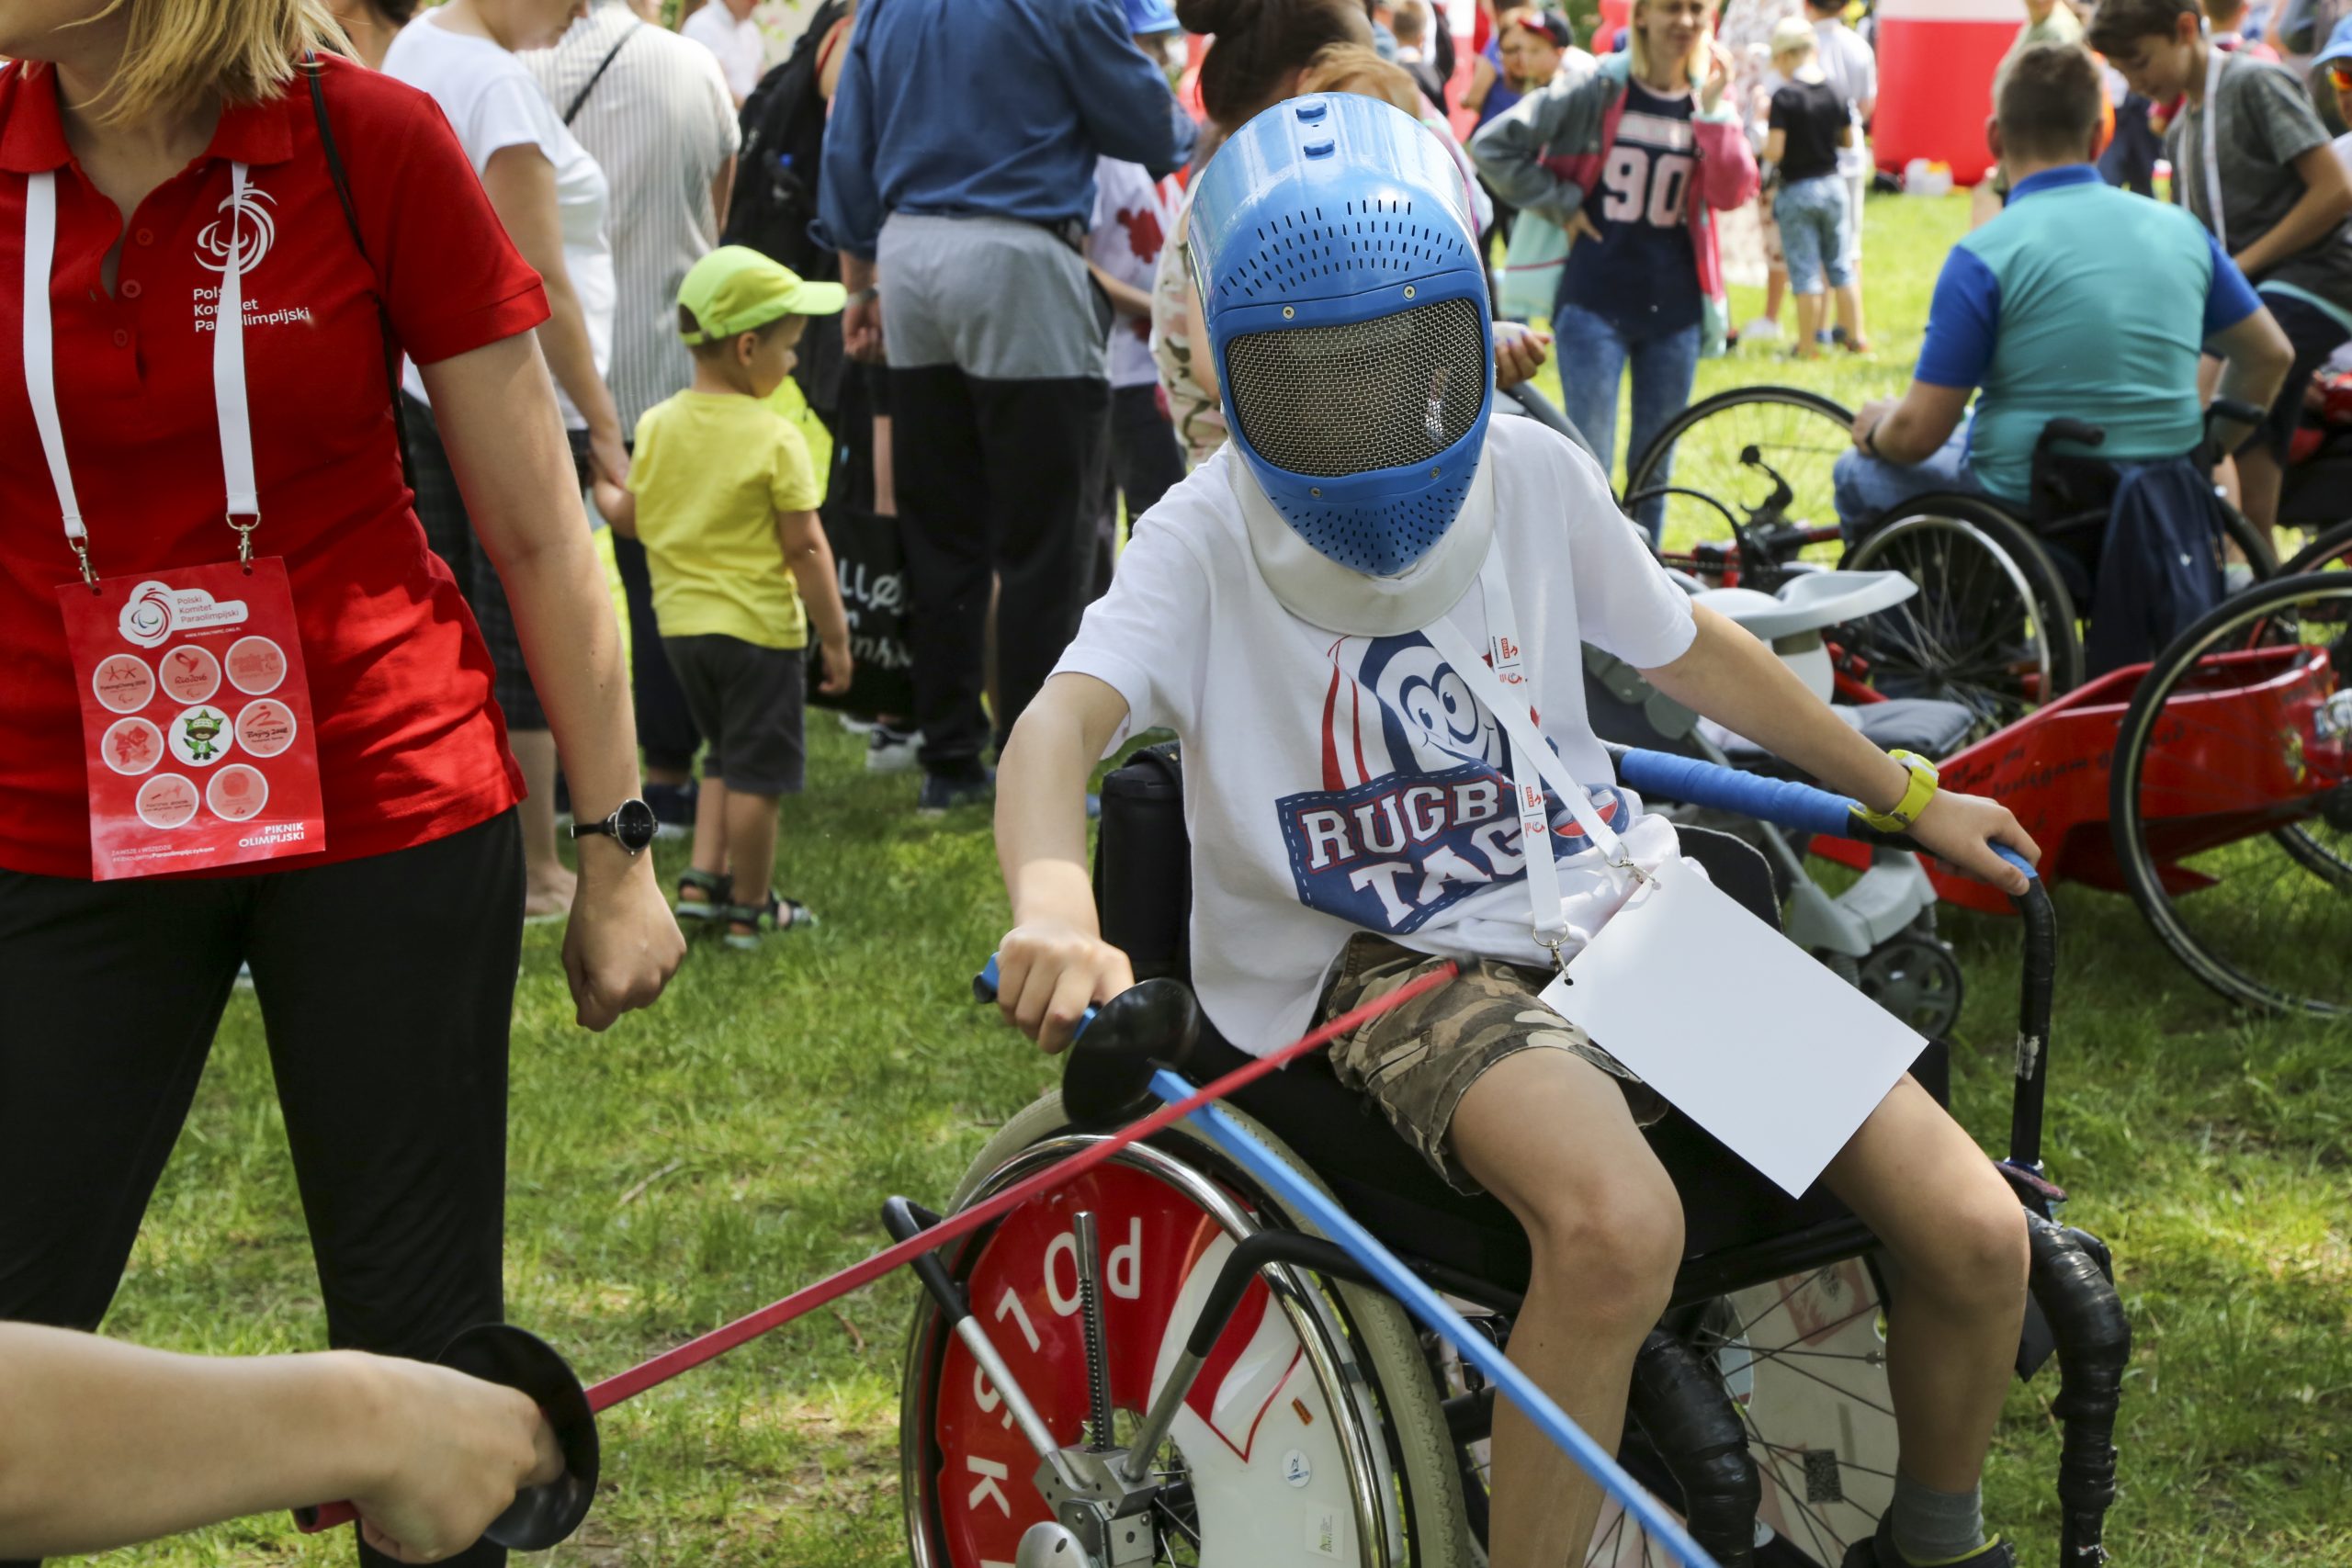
top-left (1, 0), bottom-right (2346, 1562)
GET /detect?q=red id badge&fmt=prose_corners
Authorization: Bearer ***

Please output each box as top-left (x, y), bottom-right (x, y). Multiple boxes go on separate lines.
top-left (58, 558), bottom-right (326, 879)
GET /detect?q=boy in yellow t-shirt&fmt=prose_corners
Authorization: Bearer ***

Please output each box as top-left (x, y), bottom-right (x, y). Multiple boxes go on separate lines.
top-left (596, 247), bottom-right (854, 948)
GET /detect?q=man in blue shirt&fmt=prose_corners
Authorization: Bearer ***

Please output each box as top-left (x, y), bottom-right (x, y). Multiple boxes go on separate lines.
top-left (816, 0), bottom-right (1188, 813)
top-left (1835, 43), bottom-right (2289, 534)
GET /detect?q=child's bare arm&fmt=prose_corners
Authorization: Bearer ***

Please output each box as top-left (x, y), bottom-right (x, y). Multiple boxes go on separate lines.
top-left (593, 478), bottom-right (636, 536)
top-left (1089, 262), bottom-right (1154, 320)
top-left (775, 508), bottom-right (852, 693)
top-left (1639, 606), bottom-right (2039, 892)
top-left (996, 673), bottom-right (1136, 1053)
top-left (2232, 142), bottom-right (2352, 282)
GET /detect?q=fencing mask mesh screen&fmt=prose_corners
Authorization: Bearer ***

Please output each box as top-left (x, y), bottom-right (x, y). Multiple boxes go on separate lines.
top-left (1223, 297), bottom-right (1488, 480)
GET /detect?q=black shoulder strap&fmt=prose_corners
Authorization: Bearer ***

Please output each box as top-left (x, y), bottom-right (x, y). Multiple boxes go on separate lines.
top-left (303, 54), bottom-right (414, 487)
top-left (564, 23), bottom-right (641, 126)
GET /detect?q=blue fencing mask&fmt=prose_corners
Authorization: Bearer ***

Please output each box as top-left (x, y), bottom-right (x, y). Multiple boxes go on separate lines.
top-left (1189, 93), bottom-right (1496, 633)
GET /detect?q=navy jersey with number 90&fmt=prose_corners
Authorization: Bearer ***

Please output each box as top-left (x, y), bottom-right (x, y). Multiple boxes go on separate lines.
top-left (1558, 82), bottom-right (1702, 332)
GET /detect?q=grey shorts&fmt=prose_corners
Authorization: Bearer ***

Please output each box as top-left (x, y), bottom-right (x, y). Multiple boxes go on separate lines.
top-left (1317, 934), bottom-right (1667, 1196)
top-left (662, 635), bottom-right (806, 796)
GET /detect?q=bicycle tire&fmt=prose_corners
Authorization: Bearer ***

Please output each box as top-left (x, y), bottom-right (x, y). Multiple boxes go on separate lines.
top-left (1624, 387), bottom-right (1857, 570)
top-left (2108, 572), bottom-right (2352, 1015)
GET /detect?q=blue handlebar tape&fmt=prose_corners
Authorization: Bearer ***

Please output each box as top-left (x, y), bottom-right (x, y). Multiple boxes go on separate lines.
top-left (1613, 748), bottom-right (2041, 885)
top-left (1154, 1068), bottom-right (1724, 1568)
top-left (1614, 747), bottom-right (1857, 840)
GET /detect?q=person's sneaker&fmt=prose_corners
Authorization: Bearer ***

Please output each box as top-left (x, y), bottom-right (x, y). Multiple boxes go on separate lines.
top-left (865, 723), bottom-right (921, 773)
top-left (838, 712), bottom-right (877, 736)
top-left (918, 766), bottom-right (995, 817)
top-left (1742, 316), bottom-right (1783, 344)
top-left (1840, 1516), bottom-right (2015, 1568)
top-left (644, 781), bottom-right (696, 840)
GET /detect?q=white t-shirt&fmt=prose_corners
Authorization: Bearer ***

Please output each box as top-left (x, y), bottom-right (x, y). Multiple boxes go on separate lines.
top-left (386, 12), bottom-right (614, 428)
top-left (1813, 18), bottom-right (1877, 181)
top-left (1055, 417), bottom-right (1698, 1055)
top-left (526, 6), bottom-right (741, 431)
top-left (1089, 159), bottom-right (1180, 389)
top-left (682, 3), bottom-right (767, 101)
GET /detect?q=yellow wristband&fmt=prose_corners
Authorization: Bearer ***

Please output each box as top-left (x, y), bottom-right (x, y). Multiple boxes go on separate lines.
top-left (1856, 750), bottom-right (1939, 833)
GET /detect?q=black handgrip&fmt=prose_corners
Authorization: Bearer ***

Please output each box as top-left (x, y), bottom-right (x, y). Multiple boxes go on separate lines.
top-left (882, 1197), bottom-right (967, 1324)
top-left (293, 1324), bottom-right (599, 1549)
top-left (1184, 1232), bottom-right (1379, 1359)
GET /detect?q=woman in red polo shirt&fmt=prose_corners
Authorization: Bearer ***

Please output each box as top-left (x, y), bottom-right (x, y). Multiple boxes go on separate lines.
top-left (0, 4), bottom-right (682, 1561)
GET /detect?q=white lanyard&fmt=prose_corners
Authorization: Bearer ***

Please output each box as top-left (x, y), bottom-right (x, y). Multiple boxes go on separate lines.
top-left (2199, 37), bottom-right (2226, 254)
top-left (1422, 547), bottom-right (1645, 959)
top-left (24, 162), bottom-right (260, 586)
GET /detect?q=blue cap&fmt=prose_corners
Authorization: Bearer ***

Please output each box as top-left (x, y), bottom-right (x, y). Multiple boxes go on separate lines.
top-left (2314, 15), bottom-right (2352, 68)
top-left (1124, 0), bottom-right (1181, 33)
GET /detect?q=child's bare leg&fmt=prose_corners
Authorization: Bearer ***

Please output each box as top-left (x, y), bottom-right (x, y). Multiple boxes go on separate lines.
top-left (1794, 291), bottom-right (1826, 355)
top-left (1765, 263), bottom-right (1789, 326)
top-left (1834, 281), bottom-right (1866, 348)
top-left (724, 787), bottom-right (780, 921)
top-left (1820, 1075), bottom-right (2029, 1493)
top-left (1450, 1050), bottom-right (1685, 1568)
top-left (689, 777), bottom-right (730, 891)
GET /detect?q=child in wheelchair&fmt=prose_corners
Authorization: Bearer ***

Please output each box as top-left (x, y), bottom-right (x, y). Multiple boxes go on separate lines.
top-left (994, 93), bottom-right (2042, 1568)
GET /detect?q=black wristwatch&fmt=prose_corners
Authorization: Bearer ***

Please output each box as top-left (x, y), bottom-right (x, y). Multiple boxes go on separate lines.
top-left (571, 797), bottom-right (658, 856)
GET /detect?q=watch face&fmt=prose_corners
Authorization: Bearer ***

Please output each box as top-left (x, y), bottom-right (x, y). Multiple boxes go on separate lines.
top-left (613, 797), bottom-right (659, 852)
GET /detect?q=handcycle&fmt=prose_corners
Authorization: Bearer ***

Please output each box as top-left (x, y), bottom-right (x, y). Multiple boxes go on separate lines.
top-left (890, 751), bottom-right (2130, 1568)
top-left (1589, 553), bottom-right (2352, 1014)
top-left (1618, 387), bottom-right (2332, 737)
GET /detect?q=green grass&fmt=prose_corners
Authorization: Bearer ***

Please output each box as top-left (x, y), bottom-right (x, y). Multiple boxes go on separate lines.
top-left (86, 192), bottom-right (2352, 1566)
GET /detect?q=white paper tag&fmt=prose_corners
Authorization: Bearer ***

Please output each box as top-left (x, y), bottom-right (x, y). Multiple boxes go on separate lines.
top-left (1537, 857), bottom-right (1923, 1197)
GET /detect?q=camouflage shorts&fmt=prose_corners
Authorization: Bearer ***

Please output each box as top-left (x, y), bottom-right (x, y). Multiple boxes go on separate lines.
top-left (1317, 934), bottom-right (1668, 1196)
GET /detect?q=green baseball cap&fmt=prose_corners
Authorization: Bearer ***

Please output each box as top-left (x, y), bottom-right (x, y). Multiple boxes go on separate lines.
top-left (677, 245), bottom-right (847, 344)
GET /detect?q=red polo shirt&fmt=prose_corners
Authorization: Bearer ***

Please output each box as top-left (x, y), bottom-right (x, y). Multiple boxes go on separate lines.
top-left (0, 55), bottom-right (549, 879)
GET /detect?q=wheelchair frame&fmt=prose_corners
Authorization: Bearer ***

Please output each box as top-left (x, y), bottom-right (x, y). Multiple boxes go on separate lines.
top-left (895, 752), bottom-right (2132, 1568)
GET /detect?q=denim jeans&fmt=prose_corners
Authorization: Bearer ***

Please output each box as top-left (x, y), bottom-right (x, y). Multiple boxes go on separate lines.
top-left (1774, 174), bottom-right (1854, 295)
top-left (1551, 299), bottom-right (1704, 542)
top-left (1831, 424), bottom-right (1983, 537)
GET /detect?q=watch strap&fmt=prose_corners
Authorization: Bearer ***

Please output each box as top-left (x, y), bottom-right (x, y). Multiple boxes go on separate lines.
top-left (1855, 750), bottom-right (1939, 833)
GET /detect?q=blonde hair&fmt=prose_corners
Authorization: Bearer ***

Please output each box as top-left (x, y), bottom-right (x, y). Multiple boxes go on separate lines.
top-left (85, 0), bottom-right (347, 123)
top-left (1627, 0), bottom-right (1715, 86)
top-left (1296, 41), bottom-right (1425, 114)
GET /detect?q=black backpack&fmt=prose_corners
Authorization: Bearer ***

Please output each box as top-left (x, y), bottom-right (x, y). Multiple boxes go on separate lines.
top-left (721, 0), bottom-right (847, 278)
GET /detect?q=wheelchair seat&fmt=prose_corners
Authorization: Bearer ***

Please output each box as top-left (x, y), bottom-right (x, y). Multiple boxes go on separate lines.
top-left (1706, 697), bottom-right (1978, 775)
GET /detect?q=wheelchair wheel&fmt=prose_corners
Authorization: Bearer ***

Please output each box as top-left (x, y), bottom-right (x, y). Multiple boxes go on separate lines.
top-left (899, 1092), bottom-right (1474, 1568)
top-left (2109, 572), bottom-right (2352, 1015)
top-left (1624, 387), bottom-right (1856, 578)
top-left (1840, 497), bottom-right (2084, 733)
top-left (1443, 1258), bottom-right (1898, 1567)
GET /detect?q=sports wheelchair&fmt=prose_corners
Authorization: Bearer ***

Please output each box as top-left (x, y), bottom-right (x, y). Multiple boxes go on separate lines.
top-left (1619, 388), bottom-right (2309, 737)
top-left (892, 750), bottom-right (2130, 1568)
